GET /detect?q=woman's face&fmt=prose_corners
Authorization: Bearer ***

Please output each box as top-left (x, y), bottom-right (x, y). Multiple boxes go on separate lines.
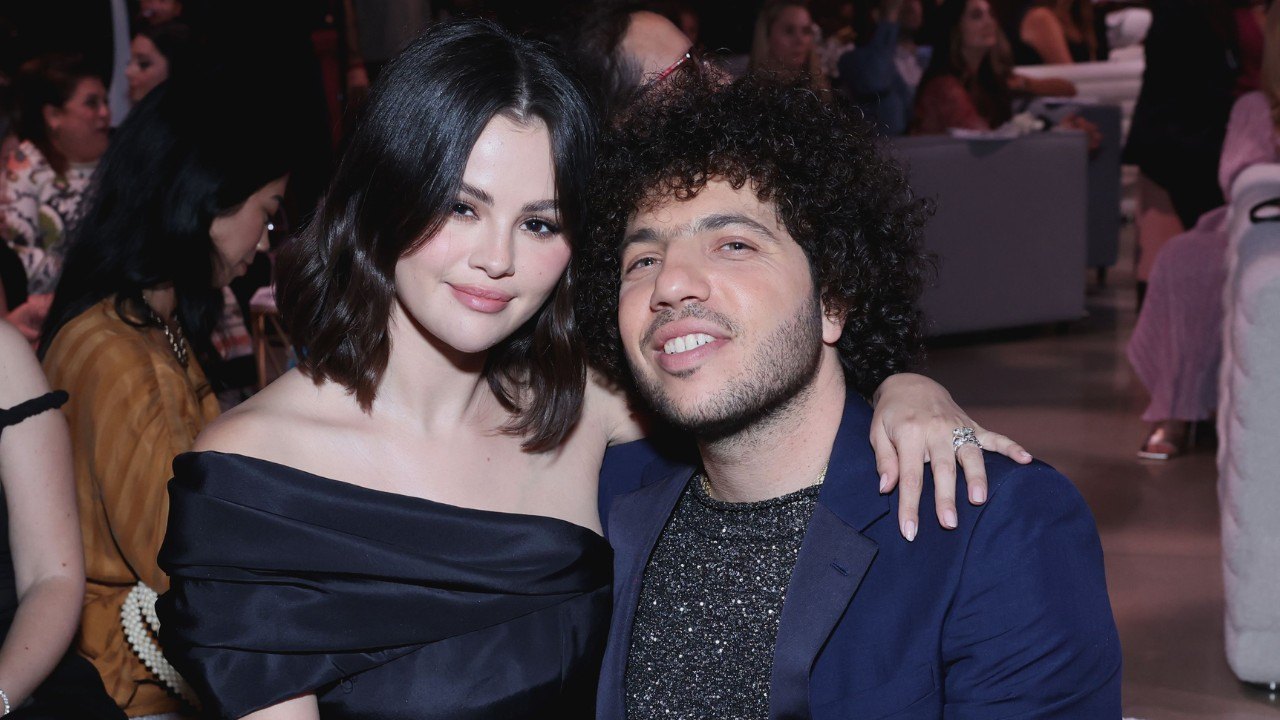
top-left (126, 35), bottom-right (170, 103)
top-left (209, 176), bottom-right (288, 287)
top-left (392, 114), bottom-right (569, 356)
top-left (960, 0), bottom-right (999, 53)
top-left (45, 77), bottom-right (111, 164)
top-left (768, 5), bottom-right (816, 71)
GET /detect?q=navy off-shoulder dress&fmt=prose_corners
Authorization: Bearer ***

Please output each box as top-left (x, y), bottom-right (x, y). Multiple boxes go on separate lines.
top-left (157, 452), bottom-right (612, 719)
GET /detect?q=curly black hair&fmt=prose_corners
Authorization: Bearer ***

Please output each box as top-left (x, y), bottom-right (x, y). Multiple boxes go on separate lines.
top-left (574, 74), bottom-right (933, 399)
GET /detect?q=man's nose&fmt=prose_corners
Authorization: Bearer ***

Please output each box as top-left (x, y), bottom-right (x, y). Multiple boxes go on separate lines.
top-left (649, 249), bottom-right (710, 311)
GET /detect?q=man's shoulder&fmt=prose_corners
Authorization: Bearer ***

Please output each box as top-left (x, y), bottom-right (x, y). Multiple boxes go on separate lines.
top-left (599, 434), bottom-right (697, 539)
top-left (978, 455), bottom-right (1090, 521)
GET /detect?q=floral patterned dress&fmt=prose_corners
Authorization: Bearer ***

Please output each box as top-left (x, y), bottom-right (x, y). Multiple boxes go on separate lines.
top-left (0, 140), bottom-right (96, 294)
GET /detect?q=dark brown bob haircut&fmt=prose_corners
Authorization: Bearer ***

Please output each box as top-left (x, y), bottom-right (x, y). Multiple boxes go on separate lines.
top-left (276, 19), bottom-right (598, 451)
top-left (575, 73), bottom-right (932, 399)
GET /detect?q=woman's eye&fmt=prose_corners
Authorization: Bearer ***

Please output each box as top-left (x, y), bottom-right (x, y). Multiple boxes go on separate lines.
top-left (452, 202), bottom-right (476, 217)
top-left (522, 218), bottom-right (561, 236)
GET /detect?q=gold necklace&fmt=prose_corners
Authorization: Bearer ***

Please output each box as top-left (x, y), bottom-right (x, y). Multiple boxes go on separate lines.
top-left (700, 463), bottom-right (829, 499)
top-left (141, 298), bottom-right (189, 368)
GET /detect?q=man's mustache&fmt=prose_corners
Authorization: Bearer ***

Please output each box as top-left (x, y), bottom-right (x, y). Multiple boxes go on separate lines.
top-left (640, 304), bottom-right (741, 349)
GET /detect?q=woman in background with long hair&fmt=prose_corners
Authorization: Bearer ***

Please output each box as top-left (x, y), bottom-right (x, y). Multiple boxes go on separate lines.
top-left (39, 79), bottom-right (291, 718)
top-left (750, 0), bottom-right (832, 91)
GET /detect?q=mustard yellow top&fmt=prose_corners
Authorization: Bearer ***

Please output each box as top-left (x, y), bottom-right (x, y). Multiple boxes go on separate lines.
top-left (42, 296), bottom-right (219, 716)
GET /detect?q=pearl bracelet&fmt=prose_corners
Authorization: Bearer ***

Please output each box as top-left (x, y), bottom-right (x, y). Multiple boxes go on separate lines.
top-left (0, 687), bottom-right (10, 715)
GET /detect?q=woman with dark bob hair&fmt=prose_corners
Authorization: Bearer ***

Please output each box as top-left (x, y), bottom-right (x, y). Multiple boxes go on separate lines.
top-left (39, 78), bottom-right (291, 718)
top-left (155, 19), bottom-right (1030, 720)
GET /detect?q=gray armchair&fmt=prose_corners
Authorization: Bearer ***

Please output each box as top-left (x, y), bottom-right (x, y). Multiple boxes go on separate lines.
top-left (1219, 162), bottom-right (1280, 688)
top-left (893, 130), bottom-right (1090, 336)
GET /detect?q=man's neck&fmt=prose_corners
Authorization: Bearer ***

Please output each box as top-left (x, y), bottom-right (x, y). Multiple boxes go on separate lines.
top-left (698, 351), bottom-right (847, 503)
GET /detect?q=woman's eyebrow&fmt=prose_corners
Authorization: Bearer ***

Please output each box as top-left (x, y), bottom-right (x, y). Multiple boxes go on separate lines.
top-left (459, 182), bottom-right (494, 206)
top-left (522, 199), bottom-right (558, 214)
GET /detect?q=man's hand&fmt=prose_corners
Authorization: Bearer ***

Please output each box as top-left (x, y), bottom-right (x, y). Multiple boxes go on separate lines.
top-left (871, 373), bottom-right (1032, 541)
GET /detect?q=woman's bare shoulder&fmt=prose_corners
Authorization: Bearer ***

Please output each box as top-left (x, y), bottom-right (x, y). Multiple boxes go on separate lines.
top-left (583, 368), bottom-right (648, 445)
top-left (195, 370), bottom-right (336, 457)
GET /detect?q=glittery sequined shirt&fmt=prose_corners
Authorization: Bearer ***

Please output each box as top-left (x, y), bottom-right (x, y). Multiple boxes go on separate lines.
top-left (624, 476), bottom-right (819, 720)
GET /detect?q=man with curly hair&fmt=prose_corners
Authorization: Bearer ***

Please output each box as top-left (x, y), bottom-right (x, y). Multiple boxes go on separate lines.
top-left (578, 74), bottom-right (1122, 719)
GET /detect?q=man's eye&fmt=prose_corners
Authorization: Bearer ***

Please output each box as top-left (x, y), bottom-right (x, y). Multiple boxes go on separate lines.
top-left (625, 256), bottom-right (658, 273)
top-left (721, 241), bottom-right (751, 252)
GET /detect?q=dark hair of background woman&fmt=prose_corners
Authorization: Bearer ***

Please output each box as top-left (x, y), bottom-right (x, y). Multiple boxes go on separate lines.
top-left (39, 80), bottom-right (294, 380)
top-left (11, 53), bottom-right (102, 175)
top-left (558, 2), bottom-right (648, 117)
top-left (922, 0), bottom-right (1014, 127)
top-left (134, 20), bottom-right (201, 81)
top-left (275, 19), bottom-right (598, 452)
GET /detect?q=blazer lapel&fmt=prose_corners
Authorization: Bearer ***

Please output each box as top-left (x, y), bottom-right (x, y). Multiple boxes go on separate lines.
top-left (597, 465), bottom-right (693, 720)
top-left (769, 398), bottom-right (891, 720)
top-left (769, 507), bottom-right (878, 719)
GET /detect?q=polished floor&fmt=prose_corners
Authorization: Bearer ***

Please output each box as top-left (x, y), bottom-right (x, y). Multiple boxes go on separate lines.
top-left (923, 254), bottom-right (1280, 718)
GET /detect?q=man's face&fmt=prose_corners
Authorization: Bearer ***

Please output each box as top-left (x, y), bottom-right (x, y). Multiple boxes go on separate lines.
top-left (616, 179), bottom-right (842, 438)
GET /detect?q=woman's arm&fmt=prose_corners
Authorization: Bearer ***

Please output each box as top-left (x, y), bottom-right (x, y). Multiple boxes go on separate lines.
top-left (870, 373), bottom-right (1032, 540)
top-left (0, 322), bottom-right (84, 707)
top-left (1010, 73), bottom-right (1077, 98)
top-left (914, 76), bottom-right (991, 133)
top-left (1019, 7), bottom-right (1075, 65)
top-left (241, 694), bottom-right (320, 720)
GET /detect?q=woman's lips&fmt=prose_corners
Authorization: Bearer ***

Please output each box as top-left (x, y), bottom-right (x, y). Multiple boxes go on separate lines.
top-left (449, 283), bottom-right (513, 314)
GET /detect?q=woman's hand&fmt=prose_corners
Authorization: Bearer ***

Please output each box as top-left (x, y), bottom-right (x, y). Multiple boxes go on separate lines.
top-left (2, 293), bottom-right (52, 343)
top-left (1059, 113), bottom-right (1103, 153)
top-left (871, 373), bottom-right (1032, 541)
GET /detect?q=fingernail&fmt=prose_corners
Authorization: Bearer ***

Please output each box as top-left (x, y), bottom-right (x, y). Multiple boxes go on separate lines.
top-left (879, 473), bottom-right (889, 493)
top-left (1020, 451), bottom-right (1033, 461)
top-left (905, 520), bottom-right (917, 542)
top-left (972, 486), bottom-right (986, 504)
top-left (943, 509), bottom-right (957, 528)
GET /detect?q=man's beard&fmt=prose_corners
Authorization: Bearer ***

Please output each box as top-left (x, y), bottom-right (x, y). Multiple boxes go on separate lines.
top-left (631, 291), bottom-right (825, 442)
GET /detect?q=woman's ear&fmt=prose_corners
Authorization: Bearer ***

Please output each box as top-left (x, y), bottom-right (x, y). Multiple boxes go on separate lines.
top-left (42, 103), bottom-right (63, 133)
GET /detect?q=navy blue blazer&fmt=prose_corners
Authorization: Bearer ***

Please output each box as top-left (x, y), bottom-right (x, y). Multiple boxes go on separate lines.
top-left (597, 396), bottom-right (1122, 719)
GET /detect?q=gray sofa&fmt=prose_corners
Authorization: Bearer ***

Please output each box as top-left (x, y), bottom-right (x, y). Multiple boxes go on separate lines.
top-left (892, 130), bottom-right (1089, 336)
top-left (1219, 163), bottom-right (1280, 688)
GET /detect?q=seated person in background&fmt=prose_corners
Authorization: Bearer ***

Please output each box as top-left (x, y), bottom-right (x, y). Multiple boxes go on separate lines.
top-left (911, 0), bottom-right (1075, 134)
top-left (1009, 0), bottom-right (1098, 65)
top-left (577, 72), bottom-right (1122, 719)
top-left (1, 54), bottom-right (109, 326)
top-left (839, 0), bottom-right (929, 135)
top-left (1129, 0), bottom-right (1280, 459)
top-left (125, 21), bottom-right (198, 103)
top-left (750, 0), bottom-right (832, 92)
top-left (38, 80), bottom-right (291, 718)
top-left (0, 319), bottom-right (124, 719)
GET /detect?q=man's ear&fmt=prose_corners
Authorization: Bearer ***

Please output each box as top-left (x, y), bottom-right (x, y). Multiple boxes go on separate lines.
top-left (821, 295), bottom-right (846, 345)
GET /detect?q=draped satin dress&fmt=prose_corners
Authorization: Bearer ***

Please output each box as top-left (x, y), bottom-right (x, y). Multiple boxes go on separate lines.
top-left (157, 452), bottom-right (612, 719)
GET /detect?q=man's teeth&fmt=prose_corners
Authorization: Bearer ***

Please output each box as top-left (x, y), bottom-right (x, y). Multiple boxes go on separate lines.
top-left (663, 333), bottom-right (716, 355)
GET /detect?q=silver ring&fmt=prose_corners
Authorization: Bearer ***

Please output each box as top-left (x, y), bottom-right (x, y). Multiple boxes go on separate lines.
top-left (952, 426), bottom-right (982, 453)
